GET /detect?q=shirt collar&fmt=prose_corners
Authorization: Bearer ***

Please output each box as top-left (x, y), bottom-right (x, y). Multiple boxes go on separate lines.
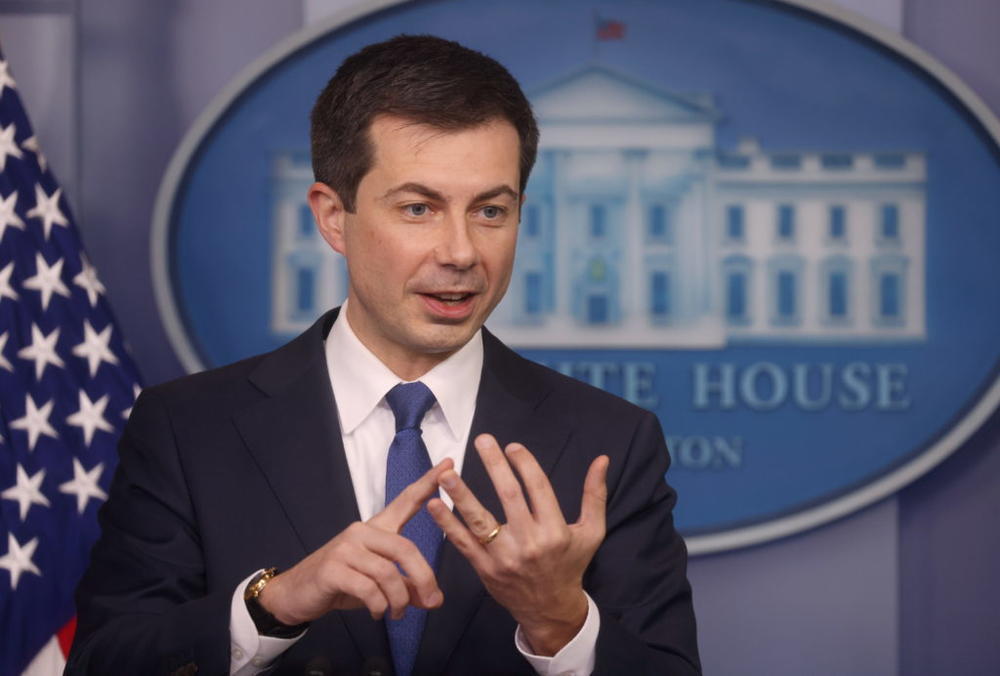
top-left (325, 301), bottom-right (483, 440)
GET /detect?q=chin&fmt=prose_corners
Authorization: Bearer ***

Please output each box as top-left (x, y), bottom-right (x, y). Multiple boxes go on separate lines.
top-left (411, 325), bottom-right (478, 354)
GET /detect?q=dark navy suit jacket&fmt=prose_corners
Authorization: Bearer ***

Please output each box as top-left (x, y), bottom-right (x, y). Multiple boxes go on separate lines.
top-left (67, 309), bottom-right (700, 675)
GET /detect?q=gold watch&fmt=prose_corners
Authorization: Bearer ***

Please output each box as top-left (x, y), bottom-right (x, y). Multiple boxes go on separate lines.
top-left (244, 567), bottom-right (309, 638)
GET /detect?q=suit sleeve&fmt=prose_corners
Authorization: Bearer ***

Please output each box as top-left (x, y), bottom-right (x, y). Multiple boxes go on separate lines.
top-left (587, 410), bottom-right (702, 675)
top-left (66, 389), bottom-right (232, 675)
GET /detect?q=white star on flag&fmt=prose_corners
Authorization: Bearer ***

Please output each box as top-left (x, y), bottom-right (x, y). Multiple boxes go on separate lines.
top-left (0, 260), bottom-right (17, 302)
top-left (0, 534), bottom-right (41, 591)
top-left (9, 393), bottom-right (59, 452)
top-left (59, 458), bottom-right (108, 515)
top-left (0, 59), bottom-right (16, 97)
top-left (21, 134), bottom-right (46, 172)
top-left (0, 331), bottom-right (12, 372)
top-left (1, 465), bottom-right (50, 521)
top-left (72, 320), bottom-right (119, 377)
top-left (25, 184), bottom-right (68, 240)
top-left (0, 122), bottom-right (23, 171)
top-left (123, 383), bottom-right (142, 420)
top-left (0, 47), bottom-right (145, 669)
top-left (0, 190), bottom-right (24, 243)
top-left (66, 390), bottom-right (115, 446)
top-left (22, 252), bottom-right (70, 310)
top-left (73, 255), bottom-right (106, 306)
top-left (17, 324), bottom-right (65, 379)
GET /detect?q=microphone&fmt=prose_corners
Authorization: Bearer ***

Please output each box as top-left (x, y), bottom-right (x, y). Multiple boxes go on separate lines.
top-left (361, 656), bottom-right (392, 676)
top-left (303, 657), bottom-right (331, 675)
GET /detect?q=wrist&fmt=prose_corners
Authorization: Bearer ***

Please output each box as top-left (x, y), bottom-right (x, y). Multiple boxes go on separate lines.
top-left (518, 590), bottom-right (589, 656)
top-left (247, 568), bottom-right (310, 636)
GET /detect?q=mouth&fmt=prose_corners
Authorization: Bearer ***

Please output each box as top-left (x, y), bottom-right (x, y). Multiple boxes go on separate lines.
top-left (418, 291), bottom-right (479, 320)
top-left (422, 292), bottom-right (475, 305)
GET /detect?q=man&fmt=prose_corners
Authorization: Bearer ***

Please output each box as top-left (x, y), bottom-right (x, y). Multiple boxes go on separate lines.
top-left (68, 35), bottom-right (700, 675)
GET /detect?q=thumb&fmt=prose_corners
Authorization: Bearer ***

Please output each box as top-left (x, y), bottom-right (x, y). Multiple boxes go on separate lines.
top-left (577, 455), bottom-right (609, 537)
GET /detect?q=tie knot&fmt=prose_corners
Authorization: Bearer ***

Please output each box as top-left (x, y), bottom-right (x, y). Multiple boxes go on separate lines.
top-left (385, 382), bottom-right (436, 432)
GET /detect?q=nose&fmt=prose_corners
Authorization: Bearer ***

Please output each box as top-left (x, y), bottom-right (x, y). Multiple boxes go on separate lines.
top-left (434, 215), bottom-right (478, 270)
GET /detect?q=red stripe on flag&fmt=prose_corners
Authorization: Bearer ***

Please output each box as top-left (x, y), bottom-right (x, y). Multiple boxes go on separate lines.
top-left (57, 616), bottom-right (77, 657)
top-left (596, 19), bottom-right (626, 41)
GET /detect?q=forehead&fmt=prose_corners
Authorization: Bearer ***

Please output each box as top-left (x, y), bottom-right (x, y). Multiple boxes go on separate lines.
top-left (364, 115), bottom-right (521, 191)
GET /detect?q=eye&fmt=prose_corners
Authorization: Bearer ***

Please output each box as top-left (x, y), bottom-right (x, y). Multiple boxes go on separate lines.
top-left (404, 203), bottom-right (430, 217)
top-left (480, 205), bottom-right (505, 220)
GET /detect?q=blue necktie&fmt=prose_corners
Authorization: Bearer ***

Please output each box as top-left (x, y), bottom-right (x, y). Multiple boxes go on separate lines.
top-left (384, 382), bottom-right (441, 676)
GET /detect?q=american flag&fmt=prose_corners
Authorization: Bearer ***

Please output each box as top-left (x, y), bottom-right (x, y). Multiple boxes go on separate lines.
top-left (595, 17), bottom-right (626, 41)
top-left (0, 50), bottom-right (142, 675)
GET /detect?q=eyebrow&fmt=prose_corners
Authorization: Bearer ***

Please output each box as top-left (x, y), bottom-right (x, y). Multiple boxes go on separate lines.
top-left (380, 182), bottom-right (520, 204)
top-left (380, 182), bottom-right (446, 203)
top-left (472, 185), bottom-right (520, 203)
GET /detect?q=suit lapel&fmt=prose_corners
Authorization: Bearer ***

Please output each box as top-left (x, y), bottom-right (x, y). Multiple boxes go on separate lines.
top-left (415, 330), bottom-right (572, 674)
top-left (233, 309), bottom-right (390, 662)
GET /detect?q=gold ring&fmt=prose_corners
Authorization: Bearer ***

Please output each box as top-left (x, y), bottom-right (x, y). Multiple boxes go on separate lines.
top-left (480, 523), bottom-right (503, 546)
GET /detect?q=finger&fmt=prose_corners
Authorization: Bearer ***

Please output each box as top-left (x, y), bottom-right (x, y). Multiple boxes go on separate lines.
top-left (346, 546), bottom-right (412, 620)
top-left (437, 467), bottom-right (503, 545)
top-left (371, 457), bottom-right (454, 533)
top-left (504, 442), bottom-right (565, 527)
top-left (403, 576), bottom-right (444, 610)
top-left (359, 527), bottom-right (443, 609)
top-left (473, 434), bottom-right (532, 525)
top-left (336, 564), bottom-right (390, 620)
top-left (427, 497), bottom-right (493, 571)
top-left (576, 455), bottom-right (609, 535)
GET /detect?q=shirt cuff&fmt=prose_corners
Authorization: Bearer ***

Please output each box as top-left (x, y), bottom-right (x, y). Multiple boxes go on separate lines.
top-left (514, 593), bottom-right (599, 676)
top-left (230, 569), bottom-right (307, 675)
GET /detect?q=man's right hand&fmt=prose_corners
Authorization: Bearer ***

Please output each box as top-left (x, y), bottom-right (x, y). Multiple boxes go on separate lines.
top-left (258, 458), bottom-right (452, 625)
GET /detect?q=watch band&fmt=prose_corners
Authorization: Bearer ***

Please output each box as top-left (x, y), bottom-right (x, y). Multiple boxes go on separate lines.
top-left (244, 567), bottom-right (310, 639)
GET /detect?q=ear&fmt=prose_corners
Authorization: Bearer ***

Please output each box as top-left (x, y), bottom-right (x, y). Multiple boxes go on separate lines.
top-left (308, 181), bottom-right (348, 256)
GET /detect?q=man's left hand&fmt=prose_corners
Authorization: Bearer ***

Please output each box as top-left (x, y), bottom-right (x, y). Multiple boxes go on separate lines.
top-left (427, 433), bottom-right (609, 656)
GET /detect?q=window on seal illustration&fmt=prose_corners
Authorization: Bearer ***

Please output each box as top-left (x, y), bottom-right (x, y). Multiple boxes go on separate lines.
top-left (768, 256), bottom-right (804, 326)
top-left (723, 255), bottom-right (752, 326)
top-left (725, 204), bottom-right (745, 242)
top-left (776, 204), bottom-right (795, 242)
top-left (523, 203), bottom-right (541, 238)
top-left (287, 255), bottom-right (320, 323)
top-left (871, 255), bottom-right (908, 326)
top-left (647, 203), bottom-right (674, 244)
top-left (874, 153), bottom-right (906, 169)
top-left (649, 270), bottom-right (672, 321)
top-left (296, 266), bottom-right (315, 313)
top-left (589, 203), bottom-right (607, 238)
top-left (298, 203), bottom-right (314, 239)
top-left (587, 295), bottom-right (609, 324)
top-left (770, 154), bottom-right (802, 170)
top-left (828, 271), bottom-right (848, 320)
top-left (878, 203), bottom-right (900, 243)
top-left (285, 249), bottom-right (324, 323)
top-left (821, 153), bottom-right (853, 170)
top-left (776, 272), bottom-right (797, 321)
top-left (879, 274), bottom-right (901, 319)
top-left (524, 271), bottom-right (542, 316)
top-left (581, 257), bottom-right (613, 325)
top-left (820, 256), bottom-right (852, 325)
top-left (828, 205), bottom-right (847, 242)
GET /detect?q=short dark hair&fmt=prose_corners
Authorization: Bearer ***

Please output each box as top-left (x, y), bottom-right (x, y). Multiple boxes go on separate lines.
top-left (310, 34), bottom-right (539, 212)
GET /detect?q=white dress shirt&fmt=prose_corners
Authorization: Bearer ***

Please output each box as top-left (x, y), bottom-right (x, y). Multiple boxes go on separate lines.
top-left (230, 306), bottom-right (598, 674)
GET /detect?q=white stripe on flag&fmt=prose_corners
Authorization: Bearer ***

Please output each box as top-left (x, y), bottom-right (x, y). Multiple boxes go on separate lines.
top-left (21, 636), bottom-right (66, 676)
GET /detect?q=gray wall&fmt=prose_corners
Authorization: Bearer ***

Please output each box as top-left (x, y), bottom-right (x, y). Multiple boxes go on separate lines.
top-left (2, 1), bottom-right (997, 673)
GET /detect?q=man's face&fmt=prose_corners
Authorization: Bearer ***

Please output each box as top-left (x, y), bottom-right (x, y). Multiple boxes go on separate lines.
top-left (311, 115), bottom-right (522, 378)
